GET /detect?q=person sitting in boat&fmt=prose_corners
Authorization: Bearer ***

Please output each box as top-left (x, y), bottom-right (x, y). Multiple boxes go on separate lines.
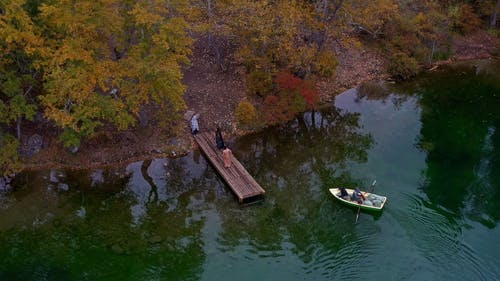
top-left (340, 187), bottom-right (349, 199)
top-left (351, 187), bottom-right (365, 204)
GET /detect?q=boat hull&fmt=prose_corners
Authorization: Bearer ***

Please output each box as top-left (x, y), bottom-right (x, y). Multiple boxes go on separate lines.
top-left (329, 188), bottom-right (387, 211)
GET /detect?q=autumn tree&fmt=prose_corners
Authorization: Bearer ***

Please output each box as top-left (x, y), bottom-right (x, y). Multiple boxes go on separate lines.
top-left (344, 0), bottom-right (399, 39)
top-left (261, 71), bottom-right (319, 125)
top-left (0, 0), bottom-right (43, 174)
top-left (188, 0), bottom-right (228, 69)
top-left (0, 0), bottom-right (41, 138)
top-left (225, 1), bottom-right (338, 81)
top-left (38, 0), bottom-right (192, 147)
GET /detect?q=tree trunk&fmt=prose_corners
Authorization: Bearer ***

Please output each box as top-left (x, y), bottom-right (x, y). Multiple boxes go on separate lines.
top-left (16, 117), bottom-right (22, 141)
top-left (317, 0), bottom-right (344, 51)
top-left (429, 39), bottom-right (436, 65)
top-left (491, 0), bottom-right (500, 28)
top-left (206, 0), bottom-right (223, 70)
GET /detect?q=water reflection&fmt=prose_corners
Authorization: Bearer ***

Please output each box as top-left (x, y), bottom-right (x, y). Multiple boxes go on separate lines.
top-left (212, 106), bottom-right (375, 274)
top-left (0, 154), bottom-right (220, 281)
top-left (412, 63), bottom-right (500, 227)
top-left (1, 61), bottom-right (500, 280)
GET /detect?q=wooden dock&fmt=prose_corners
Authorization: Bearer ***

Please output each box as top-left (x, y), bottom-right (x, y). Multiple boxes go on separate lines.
top-left (194, 132), bottom-right (265, 203)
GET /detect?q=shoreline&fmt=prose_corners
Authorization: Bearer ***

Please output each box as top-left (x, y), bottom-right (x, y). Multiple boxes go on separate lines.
top-left (18, 35), bottom-right (499, 172)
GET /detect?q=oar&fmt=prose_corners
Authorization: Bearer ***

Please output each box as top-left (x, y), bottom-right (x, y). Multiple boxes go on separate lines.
top-left (355, 205), bottom-right (361, 222)
top-left (370, 180), bottom-right (377, 192)
top-left (355, 180), bottom-right (377, 223)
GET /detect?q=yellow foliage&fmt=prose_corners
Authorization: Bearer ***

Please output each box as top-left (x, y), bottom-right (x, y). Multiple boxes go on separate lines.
top-left (37, 0), bottom-right (193, 146)
top-left (236, 100), bottom-right (258, 128)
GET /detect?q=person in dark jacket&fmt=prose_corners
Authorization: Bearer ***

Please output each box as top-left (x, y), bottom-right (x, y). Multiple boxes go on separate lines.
top-left (340, 187), bottom-right (349, 199)
top-left (351, 187), bottom-right (365, 203)
top-left (216, 127), bottom-right (225, 149)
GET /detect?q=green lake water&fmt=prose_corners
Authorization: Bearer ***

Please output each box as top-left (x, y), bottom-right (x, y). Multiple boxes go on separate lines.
top-left (1, 60), bottom-right (500, 281)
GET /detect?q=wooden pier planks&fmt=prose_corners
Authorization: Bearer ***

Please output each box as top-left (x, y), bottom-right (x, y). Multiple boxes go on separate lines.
top-left (194, 132), bottom-right (265, 202)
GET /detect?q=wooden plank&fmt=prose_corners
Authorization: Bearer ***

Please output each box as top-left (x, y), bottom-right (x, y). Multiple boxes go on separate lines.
top-left (194, 132), bottom-right (265, 202)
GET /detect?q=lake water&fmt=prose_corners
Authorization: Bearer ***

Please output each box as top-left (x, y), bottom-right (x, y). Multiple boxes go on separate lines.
top-left (1, 60), bottom-right (500, 281)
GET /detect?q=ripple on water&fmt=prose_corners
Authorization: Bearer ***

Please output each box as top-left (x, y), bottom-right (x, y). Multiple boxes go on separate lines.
top-left (400, 194), bottom-right (495, 280)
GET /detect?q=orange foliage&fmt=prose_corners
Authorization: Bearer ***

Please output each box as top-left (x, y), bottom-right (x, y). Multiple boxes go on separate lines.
top-left (263, 95), bottom-right (283, 125)
top-left (275, 71), bottom-right (319, 110)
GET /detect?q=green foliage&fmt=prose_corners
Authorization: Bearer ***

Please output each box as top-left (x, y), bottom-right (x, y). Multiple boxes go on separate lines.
top-left (247, 69), bottom-right (273, 97)
top-left (0, 133), bottom-right (22, 176)
top-left (387, 52), bottom-right (420, 80)
top-left (432, 49), bottom-right (452, 61)
top-left (59, 128), bottom-right (81, 148)
top-left (235, 100), bottom-right (258, 128)
top-left (486, 28), bottom-right (498, 37)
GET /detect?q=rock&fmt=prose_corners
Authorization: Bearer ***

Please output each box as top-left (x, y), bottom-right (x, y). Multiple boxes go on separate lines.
top-left (0, 177), bottom-right (9, 191)
top-left (76, 206), bottom-right (86, 218)
top-left (49, 170), bottom-right (59, 183)
top-left (57, 183), bottom-right (69, 191)
top-left (69, 145), bottom-right (79, 154)
top-left (91, 169), bottom-right (104, 186)
top-left (24, 134), bottom-right (43, 157)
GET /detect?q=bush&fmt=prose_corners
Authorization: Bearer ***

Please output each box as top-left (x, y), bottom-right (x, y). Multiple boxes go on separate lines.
top-left (235, 100), bottom-right (258, 128)
top-left (247, 69), bottom-right (273, 97)
top-left (0, 133), bottom-right (22, 176)
top-left (387, 52), bottom-right (420, 80)
top-left (313, 50), bottom-right (338, 78)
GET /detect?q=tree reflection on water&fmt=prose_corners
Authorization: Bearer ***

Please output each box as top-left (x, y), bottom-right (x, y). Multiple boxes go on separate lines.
top-left (215, 106), bottom-right (374, 267)
top-left (411, 62), bottom-right (500, 228)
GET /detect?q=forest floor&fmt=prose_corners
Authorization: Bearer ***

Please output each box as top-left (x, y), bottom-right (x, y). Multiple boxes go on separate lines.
top-left (21, 30), bottom-right (499, 171)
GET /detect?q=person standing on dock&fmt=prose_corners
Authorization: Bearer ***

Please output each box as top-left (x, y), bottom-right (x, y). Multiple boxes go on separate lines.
top-left (222, 146), bottom-right (233, 168)
top-left (191, 113), bottom-right (200, 134)
top-left (215, 127), bottom-right (225, 149)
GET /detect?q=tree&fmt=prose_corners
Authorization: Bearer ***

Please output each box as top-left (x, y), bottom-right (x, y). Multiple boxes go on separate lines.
top-left (492, 0), bottom-right (500, 27)
top-left (0, 0), bottom-right (41, 140)
top-left (188, 0), bottom-right (226, 69)
top-left (38, 0), bottom-right (192, 147)
top-left (0, 0), bottom-right (42, 175)
top-left (225, 0), bottom-right (338, 78)
top-left (344, 0), bottom-right (399, 39)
